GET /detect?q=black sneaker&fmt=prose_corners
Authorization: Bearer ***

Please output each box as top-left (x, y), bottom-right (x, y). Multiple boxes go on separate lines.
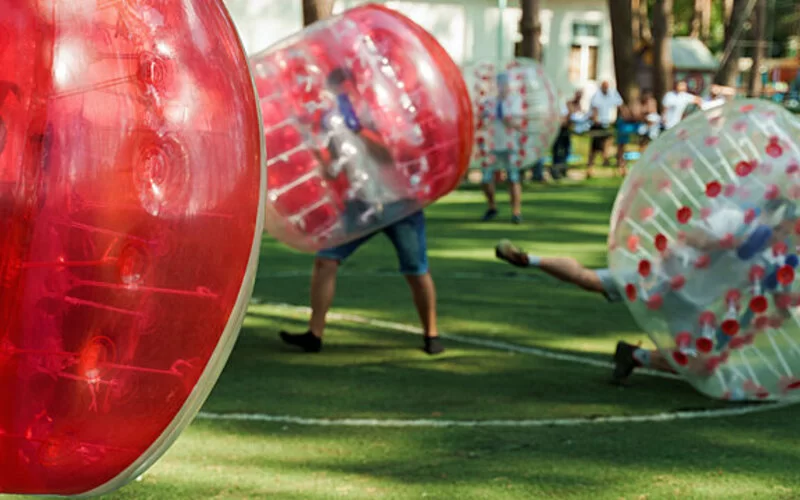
top-left (482, 208), bottom-right (498, 221)
top-left (423, 336), bottom-right (445, 355)
top-left (511, 214), bottom-right (522, 224)
top-left (611, 341), bottom-right (639, 384)
top-left (495, 239), bottom-right (529, 267)
top-left (279, 330), bottom-right (322, 353)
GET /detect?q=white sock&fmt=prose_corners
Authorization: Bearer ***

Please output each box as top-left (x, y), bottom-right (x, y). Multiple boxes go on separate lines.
top-left (527, 254), bottom-right (541, 266)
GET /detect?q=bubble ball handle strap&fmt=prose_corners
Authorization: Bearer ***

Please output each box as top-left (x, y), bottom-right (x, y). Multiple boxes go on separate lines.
top-left (336, 93), bottom-right (362, 133)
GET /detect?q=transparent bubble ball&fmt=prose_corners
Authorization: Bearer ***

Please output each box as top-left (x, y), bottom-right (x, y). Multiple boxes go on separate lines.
top-left (608, 99), bottom-right (800, 401)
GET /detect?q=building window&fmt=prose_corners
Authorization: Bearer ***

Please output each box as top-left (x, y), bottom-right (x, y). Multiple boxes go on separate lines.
top-left (568, 22), bottom-right (600, 83)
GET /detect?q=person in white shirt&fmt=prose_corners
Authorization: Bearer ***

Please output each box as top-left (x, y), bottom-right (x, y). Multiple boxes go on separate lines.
top-left (494, 197), bottom-right (799, 390)
top-left (662, 80), bottom-right (703, 129)
top-left (587, 81), bottom-right (623, 178)
top-left (480, 72), bottom-right (525, 224)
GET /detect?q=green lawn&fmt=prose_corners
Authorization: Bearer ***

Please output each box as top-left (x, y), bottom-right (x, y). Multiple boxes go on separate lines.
top-left (29, 180), bottom-right (800, 499)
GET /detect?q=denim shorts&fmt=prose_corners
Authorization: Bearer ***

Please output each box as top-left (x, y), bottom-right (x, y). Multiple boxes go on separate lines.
top-left (317, 209), bottom-right (429, 276)
top-left (482, 151), bottom-right (521, 184)
top-left (595, 268), bottom-right (623, 302)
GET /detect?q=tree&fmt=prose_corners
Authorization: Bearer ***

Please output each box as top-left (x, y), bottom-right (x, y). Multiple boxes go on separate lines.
top-left (747, 0), bottom-right (766, 97)
top-left (608, 0), bottom-right (639, 104)
top-left (652, 0), bottom-right (674, 110)
top-left (519, 0), bottom-right (542, 61)
top-left (689, 0), bottom-right (712, 42)
top-left (302, 0), bottom-right (334, 26)
top-left (715, 0), bottom-right (753, 87)
top-left (632, 0), bottom-right (651, 47)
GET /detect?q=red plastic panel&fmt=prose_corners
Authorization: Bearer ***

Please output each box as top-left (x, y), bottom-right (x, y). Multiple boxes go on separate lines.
top-left (0, 1), bottom-right (263, 495)
top-left (251, 4), bottom-right (474, 252)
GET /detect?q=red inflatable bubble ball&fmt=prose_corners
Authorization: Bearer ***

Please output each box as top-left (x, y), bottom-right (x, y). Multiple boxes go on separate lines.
top-left (0, 1), bottom-right (263, 496)
top-left (251, 4), bottom-right (474, 252)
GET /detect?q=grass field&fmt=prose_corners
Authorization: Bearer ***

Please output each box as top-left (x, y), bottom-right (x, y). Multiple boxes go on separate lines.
top-left (42, 178), bottom-right (800, 499)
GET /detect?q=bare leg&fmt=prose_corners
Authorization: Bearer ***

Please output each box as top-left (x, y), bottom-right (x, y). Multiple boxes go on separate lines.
top-left (404, 273), bottom-right (438, 337)
top-left (308, 257), bottom-right (340, 337)
top-left (509, 181), bottom-right (522, 217)
top-left (586, 149), bottom-right (596, 178)
top-left (537, 256), bottom-right (606, 294)
top-left (616, 143), bottom-right (627, 176)
top-left (649, 349), bottom-right (677, 373)
top-left (481, 181), bottom-right (496, 211)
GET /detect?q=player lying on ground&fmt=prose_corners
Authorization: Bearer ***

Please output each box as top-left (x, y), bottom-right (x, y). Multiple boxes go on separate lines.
top-left (494, 197), bottom-right (798, 384)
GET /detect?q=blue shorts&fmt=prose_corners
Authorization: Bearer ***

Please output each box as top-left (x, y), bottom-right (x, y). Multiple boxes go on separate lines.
top-left (482, 151), bottom-right (520, 184)
top-left (317, 210), bottom-right (428, 276)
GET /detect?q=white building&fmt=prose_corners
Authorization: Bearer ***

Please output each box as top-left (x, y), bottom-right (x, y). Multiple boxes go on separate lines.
top-left (224, 0), bottom-right (614, 101)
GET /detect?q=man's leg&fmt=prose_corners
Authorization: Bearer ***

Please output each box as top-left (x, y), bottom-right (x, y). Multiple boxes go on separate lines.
top-left (587, 129), bottom-right (601, 178)
top-left (507, 160), bottom-right (523, 223)
top-left (384, 211), bottom-right (443, 354)
top-left (480, 165), bottom-right (498, 221)
top-left (495, 239), bottom-right (605, 293)
top-left (611, 341), bottom-right (676, 384)
top-left (279, 236), bottom-right (369, 352)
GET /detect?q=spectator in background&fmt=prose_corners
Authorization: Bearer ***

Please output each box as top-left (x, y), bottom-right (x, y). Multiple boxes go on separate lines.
top-left (638, 90), bottom-right (660, 150)
top-left (614, 101), bottom-right (640, 177)
top-left (568, 90), bottom-right (591, 134)
top-left (550, 97), bottom-right (572, 181)
top-left (662, 80), bottom-right (702, 130)
top-left (587, 81), bottom-right (623, 178)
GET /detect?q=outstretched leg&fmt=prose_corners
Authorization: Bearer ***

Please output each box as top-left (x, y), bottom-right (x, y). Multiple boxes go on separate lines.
top-left (495, 239), bottom-right (605, 294)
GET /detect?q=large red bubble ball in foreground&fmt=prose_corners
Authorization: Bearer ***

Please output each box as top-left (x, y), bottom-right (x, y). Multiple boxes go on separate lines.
top-left (0, 1), bottom-right (263, 495)
top-left (608, 100), bottom-right (800, 401)
top-left (251, 4), bottom-right (474, 252)
top-left (463, 58), bottom-right (560, 171)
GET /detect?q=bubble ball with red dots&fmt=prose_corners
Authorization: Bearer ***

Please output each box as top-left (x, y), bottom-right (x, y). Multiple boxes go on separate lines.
top-left (462, 58), bottom-right (560, 170)
top-left (608, 99), bottom-right (800, 401)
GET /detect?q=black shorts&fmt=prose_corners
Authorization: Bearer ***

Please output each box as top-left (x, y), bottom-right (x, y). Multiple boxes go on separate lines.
top-left (590, 124), bottom-right (612, 152)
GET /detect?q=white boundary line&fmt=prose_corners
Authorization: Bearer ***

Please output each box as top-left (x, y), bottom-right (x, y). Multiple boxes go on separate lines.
top-left (196, 402), bottom-right (795, 428)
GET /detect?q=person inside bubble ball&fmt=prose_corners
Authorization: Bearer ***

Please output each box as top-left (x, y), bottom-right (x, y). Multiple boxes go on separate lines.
top-left (493, 196), bottom-right (799, 384)
top-left (310, 67), bottom-right (414, 230)
top-left (279, 67), bottom-right (445, 356)
top-left (480, 71), bottom-right (525, 224)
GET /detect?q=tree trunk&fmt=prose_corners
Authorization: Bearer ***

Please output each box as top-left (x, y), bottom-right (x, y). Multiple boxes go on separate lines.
top-left (747, 0), bottom-right (767, 97)
top-left (724, 0), bottom-right (734, 23)
top-left (690, 0), bottom-right (712, 41)
top-left (715, 0), bottom-right (751, 87)
top-left (608, 0), bottom-right (639, 104)
top-left (652, 0), bottom-right (674, 112)
top-left (700, 0), bottom-right (712, 41)
top-left (302, 0), bottom-right (334, 26)
top-left (637, 0), bottom-right (652, 45)
top-left (519, 0), bottom-right (542, 61)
